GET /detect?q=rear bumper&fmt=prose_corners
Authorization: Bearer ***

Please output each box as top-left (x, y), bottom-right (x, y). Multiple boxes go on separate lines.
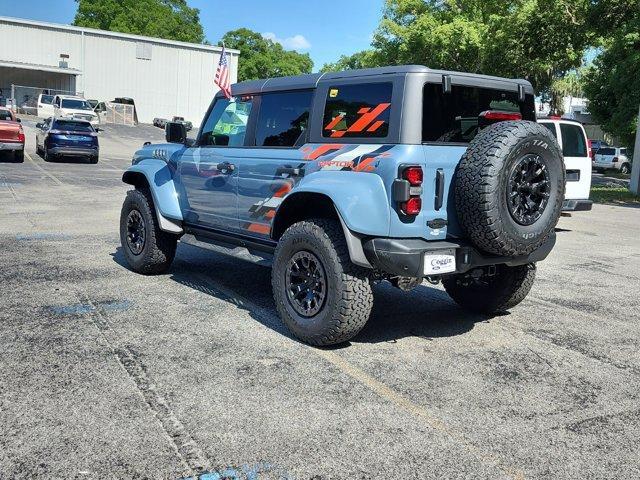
top-left (362, 234), bottom-right (556, 278)
top-left (49, 146), bottom-right (98, 157)
top-left (562, 199), bottom-right (592, 211)
top-left (0, 142), bottom-right (24, 151)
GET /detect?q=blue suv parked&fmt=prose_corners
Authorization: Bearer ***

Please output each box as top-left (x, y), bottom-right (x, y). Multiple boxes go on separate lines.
top-left (35, 118), bottom-right (100, 163)
top-left (119, 66), bottom-right (565, 346)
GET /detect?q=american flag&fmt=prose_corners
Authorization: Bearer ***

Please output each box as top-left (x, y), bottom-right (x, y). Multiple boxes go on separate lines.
top-left (215, 45), bottom-right (232, 99)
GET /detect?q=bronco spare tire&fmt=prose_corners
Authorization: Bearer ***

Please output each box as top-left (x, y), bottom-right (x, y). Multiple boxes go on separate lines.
top-left (455, 121), bottom-right (565, 257)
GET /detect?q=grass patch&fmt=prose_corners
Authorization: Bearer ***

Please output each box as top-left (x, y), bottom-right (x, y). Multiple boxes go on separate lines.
top-left (590, 185), bottom-right (640, 205)
top-left (600, 171), bottom-right (631, 180)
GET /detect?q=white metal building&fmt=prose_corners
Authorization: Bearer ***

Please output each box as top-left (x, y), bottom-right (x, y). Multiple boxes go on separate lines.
top-left (0, 16), bottom-right (239, 125)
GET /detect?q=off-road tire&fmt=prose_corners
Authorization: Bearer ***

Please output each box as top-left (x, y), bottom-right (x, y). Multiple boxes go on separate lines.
top-left (272, 218), bottom-right (373, 346)
top-left (455, 121), bottom-right (565, 257)
top-left (443, 263), bottom-right (536, 314)
top-left (35, 136), bottom-right (42, 155)
top-left (119, 188), bottom-right (178, 275)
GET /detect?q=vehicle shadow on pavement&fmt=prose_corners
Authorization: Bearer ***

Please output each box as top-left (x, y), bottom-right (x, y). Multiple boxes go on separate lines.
top-left (112, 244), bottom-right (489, 345)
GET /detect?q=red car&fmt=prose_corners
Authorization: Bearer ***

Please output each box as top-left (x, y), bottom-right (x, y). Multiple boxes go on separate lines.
top-left (0, 107), bottom-right (25, 162)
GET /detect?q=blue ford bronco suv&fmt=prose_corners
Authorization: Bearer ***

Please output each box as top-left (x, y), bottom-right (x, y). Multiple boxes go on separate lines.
top-left (119, 66), bottom-right (564, 346)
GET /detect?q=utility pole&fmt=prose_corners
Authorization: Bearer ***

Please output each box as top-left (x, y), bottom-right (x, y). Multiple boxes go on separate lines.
top-left (631, 104), bottom-right (640, 195)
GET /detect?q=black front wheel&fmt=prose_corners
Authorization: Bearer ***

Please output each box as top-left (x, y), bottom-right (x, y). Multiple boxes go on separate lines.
top-left (621, 163), bottom-right (631, 175)
top-left (119, 188), bottom-right (178, 275)
top-left (272, 218), bottom-right (373, 346)
top-left (443, 263), bottom-right (536, 314)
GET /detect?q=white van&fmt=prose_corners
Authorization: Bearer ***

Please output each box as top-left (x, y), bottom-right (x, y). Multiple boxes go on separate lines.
top-left (538, 118), bottom-right (592, 211)
top-left (53, 95), bottom-right (100, 127)
top-left (37, 93), bottom-right (55, 118)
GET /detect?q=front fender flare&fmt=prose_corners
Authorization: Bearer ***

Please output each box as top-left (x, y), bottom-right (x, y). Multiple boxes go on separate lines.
top-left (122, 159), bottom-right (183, 233)
top-left (291, 171), bottom-right (390, 237)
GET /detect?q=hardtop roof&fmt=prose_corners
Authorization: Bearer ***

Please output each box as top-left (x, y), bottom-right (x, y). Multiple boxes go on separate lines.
top-left (228, 65), bottom-right (534, 97)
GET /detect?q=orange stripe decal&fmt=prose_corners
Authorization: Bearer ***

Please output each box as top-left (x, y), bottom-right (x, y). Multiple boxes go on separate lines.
top-left (347, 103), bottom-right (391, 133)
top-left (367, 120), bottom-right (385, 132)
top-left (248, 223), bottom-right (270, 234)
top-left (324, 114), bottom-right (344, 131)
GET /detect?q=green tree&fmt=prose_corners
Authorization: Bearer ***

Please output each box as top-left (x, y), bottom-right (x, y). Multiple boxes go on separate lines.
top-left (221, 28), bottom-right (313, 81)
top-left (73, 0), bottom-right (205, 44)
top-left (320, 50), bottom-right (378, 73)
top-left (370, 0), bottom-right (591, 95)
top-left (583, 14), bottom-right (640, 149)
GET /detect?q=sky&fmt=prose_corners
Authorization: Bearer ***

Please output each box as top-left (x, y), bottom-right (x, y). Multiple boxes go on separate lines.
top-left (0, 0), bottom-right (384, 70)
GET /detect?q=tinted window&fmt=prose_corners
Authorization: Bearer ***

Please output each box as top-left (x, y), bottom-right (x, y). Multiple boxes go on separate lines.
top-left (560, 124), bottom-right (587, 157)
top-left (52, 120), bottom-right (94, 132)
top-left (200, 98), bottom-right (253, 147)
top-left (540, 122), bottom-right (557, 138)
top-left (598, 147), bottom-right (615, 156)
top-left (620, 148), bottom-right (626, 155)
top-left (40, 95), bottom-right (54, 104)
top-left (255, 91), bottom-right (313, 147)
top-left (0, 110), bottom-right (13, 121)
top-left (323, 83), bottom-right (392, 138)
top-left (423, 84), bottom-right (536, 143)
top-left (61, 99), bottom-right (92, 110)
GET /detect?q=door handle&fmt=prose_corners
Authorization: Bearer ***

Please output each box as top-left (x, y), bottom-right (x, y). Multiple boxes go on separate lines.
top-left (216, 162), bottom-right (235, 174)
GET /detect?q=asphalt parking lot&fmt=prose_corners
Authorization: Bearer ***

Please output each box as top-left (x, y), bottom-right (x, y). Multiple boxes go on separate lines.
top-left (1, 122), bottom-right (639, 480)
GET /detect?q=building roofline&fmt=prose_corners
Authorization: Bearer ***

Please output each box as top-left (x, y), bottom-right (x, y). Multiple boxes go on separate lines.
top-left (0, 16), bottom-right (240, 55)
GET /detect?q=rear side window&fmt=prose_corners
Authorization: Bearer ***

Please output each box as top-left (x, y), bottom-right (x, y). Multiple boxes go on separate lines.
top-left (620, 148), bottom-right (626, 156)
top-left (323, 83), bottom-right (392, 138)
top-left (255, 90), bottom-right (313, 147)
top-left (40, 95), bottom-right (54, 104)
top-left (540, 123), bottom-right (557, 139)
top-left (560, 124), bottom-right (587, 157)
top-left (423, 84), bottom-right (536, 143)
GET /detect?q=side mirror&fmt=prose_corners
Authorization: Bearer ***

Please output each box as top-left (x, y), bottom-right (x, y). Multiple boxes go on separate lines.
top-left (165, 122), bottom-right (187, 144)
top-left (36, 123), bottom-right (43, 129)
top-left (95, 127), bottom-right (102, 132)
top-left (16, 118), bottom-right (21, 123)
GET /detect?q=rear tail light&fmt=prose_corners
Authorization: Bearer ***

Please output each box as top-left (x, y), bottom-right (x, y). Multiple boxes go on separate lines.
top-left (613, 157), bottom-right (619, 163)
top-left (403, 166), bottom-right (423, 186)
top-left (479, 111), bottom-right (523, 121)
top-left (17, 128), bottom-right (25, 143)
top-left (397, 165), bottom-right (423, 216)
top-left (401, 197), bottom-right (422, 216)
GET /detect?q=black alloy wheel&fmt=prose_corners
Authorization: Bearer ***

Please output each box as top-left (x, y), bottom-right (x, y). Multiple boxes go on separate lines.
top-left (507, 154), bottom-right (551, 226)
top-left (285, 250), bottom-right (327, 317)
top-left (126, 209), bottom-right (146, 255)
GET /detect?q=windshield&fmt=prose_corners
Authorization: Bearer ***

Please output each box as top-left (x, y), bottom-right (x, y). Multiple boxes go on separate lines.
top-left (52, 120), bottom-right (95, 132)
top-left (423, 83), bottom-right (536, 143)
top-left (61, 99), bottom-right (92, 110)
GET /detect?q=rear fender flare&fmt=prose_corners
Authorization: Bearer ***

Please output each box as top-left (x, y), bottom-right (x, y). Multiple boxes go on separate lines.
top-left (291, 170), bottom-right (390, 236)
